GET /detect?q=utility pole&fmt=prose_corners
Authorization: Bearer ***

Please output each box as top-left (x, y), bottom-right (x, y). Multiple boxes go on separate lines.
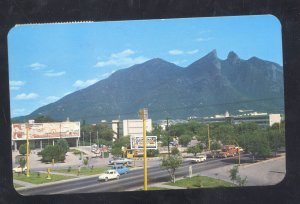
top-left (97, 130), bottom-right (99, 147)
top-left (26, 124), bottom-right (30, 177)
top-left (139, 108), bottom-right (148, 191)
top-left (207, 124), bottom-right (211, 151)
top-left (166, 118), bottom-right (170, 156)
top-left (89, 132), bottom-right (92, 150)
top-left (83, 131), bottom-right (85, 146)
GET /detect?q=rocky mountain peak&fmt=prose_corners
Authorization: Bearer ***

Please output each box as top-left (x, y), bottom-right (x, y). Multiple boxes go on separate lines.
top-left (227, 51), bottom-right (240, 63)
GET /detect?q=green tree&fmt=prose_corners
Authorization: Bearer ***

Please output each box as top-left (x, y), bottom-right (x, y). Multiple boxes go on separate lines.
top-left (83, 157), bottom-right (89, 167)
top-left (18, 157), bottom-right (26, 171)
top-left (171, 147), bottom-right (180, 155)
top-left (34, 115), bottom-right (56, 123)
top-left (187, 144), bottom-right (203, 156)
top-left (147, 149), bottom-right (159, 157)
top-left (151, 123), bottom-right (164, 141)
top-left (56, 138), bottom-right (69, 153)
top-left (210, 141), bottom-right (221, 150)
top-left (41, 145), bottom-right (66, 162)
top-left (247, 132), bottom-right (271, 160)
top-left (267, 123), bottom-right (285, 155)
top-left (19, 143), bottom-right (30, 156)
top-left (111, 136), bottom-right (130, 157)
top-left (229, 165), bottom-right (247, 186)
top-left (179, 134), bottom-right (192, 147)
top-left (161, 155), bottom-right (183, 183)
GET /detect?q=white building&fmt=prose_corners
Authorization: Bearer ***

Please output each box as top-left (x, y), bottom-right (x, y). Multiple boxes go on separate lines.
top-left (112, 119), bottom-right (152, 138)
top-left (123, 119), bottom-right (152, 137)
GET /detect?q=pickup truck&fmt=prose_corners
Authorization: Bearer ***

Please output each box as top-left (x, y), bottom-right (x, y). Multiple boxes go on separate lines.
top-left (191, 155), bottom-right (207, 163)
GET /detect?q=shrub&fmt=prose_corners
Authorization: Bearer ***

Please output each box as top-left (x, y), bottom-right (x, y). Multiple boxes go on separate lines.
top-left (147, 149), bottom-right (159, 157)
top-left (41, 145), bottom-right (66, 163)
top-left (19, 144), bottom-right (30, 156)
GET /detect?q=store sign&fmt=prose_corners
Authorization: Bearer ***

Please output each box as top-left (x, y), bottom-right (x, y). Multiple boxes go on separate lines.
top-left (130, 136), bottom-right (157, 149)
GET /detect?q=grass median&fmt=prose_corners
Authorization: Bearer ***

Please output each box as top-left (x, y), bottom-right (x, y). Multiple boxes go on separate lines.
top-left (54, 166), bottom-right (109, 176)
top-left (13, 172), bottom-right (75, 184)
top-left (166, 176), bottom-right (234, 188)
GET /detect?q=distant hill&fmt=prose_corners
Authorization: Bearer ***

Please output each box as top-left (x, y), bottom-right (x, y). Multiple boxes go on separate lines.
top-left (14, 50), bottom-right (284, 123)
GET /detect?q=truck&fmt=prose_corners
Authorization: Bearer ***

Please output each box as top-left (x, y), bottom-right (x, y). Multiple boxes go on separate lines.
top-left (190, 154), bottom-right (207, 163)
top-left (217, 145), bottom-right (237, 158)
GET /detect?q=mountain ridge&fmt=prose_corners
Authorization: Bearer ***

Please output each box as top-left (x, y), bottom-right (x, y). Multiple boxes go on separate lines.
top-left (14, 50), bottom-right (284, 123)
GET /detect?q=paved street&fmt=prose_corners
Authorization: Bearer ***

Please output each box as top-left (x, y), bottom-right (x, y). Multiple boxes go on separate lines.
top-left (198, 154), bottom-right (285, 186)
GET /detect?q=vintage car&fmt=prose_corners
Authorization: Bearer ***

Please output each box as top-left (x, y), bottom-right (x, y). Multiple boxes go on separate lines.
top-left (98, 169), bottom-right (120, 182)
top-left (190, 155), bottom-right (207, 163)
top-left (13, 166), bottom-right (27, 173)
top-left (111, 165), bottom-right (129, 175)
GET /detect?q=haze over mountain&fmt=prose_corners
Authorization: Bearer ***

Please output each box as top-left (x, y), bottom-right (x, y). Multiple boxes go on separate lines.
top-left (14, 50), bottom-right (284, 123)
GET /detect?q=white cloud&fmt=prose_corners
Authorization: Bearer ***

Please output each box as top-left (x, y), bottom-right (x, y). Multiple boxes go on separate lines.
top-left (172, 59), bottom-right (188, 65)
top-left (169, 49), bottom-right (199, 56)
top-left (187, 49), bottom-right (199, 55)
top-left (168, 49), bottom-right (184, 55)
top-left (28, 62), bottom-right (46, 70)
top-left (63, 91), bottom-right (72, 96)
top-left (100, 70), bottom-right (116, 79)
top-left (196, 37), bottom-right (213, 42)
top-left (73, 79), bottom-right (99, 89)
top-left (15, 93), bottom-right (38, 100)
top-left (94, 49), bottom-right (148, 68)
top-left (46, 96), bottom-right (59, 102)
top-left (10, 80), bottom-right (26, 90)
top-left (44, 70), bottom-right (66, 77)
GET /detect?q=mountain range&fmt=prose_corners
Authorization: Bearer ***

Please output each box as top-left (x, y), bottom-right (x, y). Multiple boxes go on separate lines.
top-left (14, 50), bottom-right (284, 123)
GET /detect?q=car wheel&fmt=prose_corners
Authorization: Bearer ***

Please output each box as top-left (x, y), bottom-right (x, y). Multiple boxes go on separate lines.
top-left (117, 176), bottom-right (120, 180)
top-left (105, 177), bottom-right (108, 182)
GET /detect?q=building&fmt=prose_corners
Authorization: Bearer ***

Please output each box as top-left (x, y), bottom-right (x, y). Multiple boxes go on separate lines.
top-left (193, 112), bottom-right (283, 127)
top-left (112, 119), bottom-right (152, 138)
top-left (12, 120), bottom-right (80, 151)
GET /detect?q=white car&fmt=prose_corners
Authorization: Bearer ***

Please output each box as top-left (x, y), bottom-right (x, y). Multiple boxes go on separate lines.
top-left (191, 155), bottom-right (207, 163)
top-left (98, 169), bottom-right (120, 182)
top-left (109, 158), bottom-right (133, 165)
top-left (13, 166), bottom-right (27, 173)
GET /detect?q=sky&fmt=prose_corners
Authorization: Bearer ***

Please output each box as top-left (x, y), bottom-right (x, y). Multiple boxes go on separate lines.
top-left (8, 15), bottom-right (283, 117)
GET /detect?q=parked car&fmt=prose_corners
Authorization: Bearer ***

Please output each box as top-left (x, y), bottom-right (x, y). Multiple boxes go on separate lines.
top-left (191, 155), bottom-right (207, 163)
top-left (13, 166), bottom-right (27, 173)
top-left (108, 157), bottom-right (122, 165)
top-left (98, 169), bottom-right (120, 182)
top-left (111, 165), bottom-right (129, 175)
top-left (109, 158), bottom-right (133, 166)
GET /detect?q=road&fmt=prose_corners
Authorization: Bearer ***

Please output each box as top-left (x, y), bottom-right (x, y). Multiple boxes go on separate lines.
top-left (18, 156), bottom-right (243, 195)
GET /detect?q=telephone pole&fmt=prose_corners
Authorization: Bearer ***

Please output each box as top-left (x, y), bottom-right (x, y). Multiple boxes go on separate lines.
top-left (166, 118), bottom-right (170, 156)
top-left (139, 108), bottom-right (148, 191)
top-left (207, 124), bottom-right (211, 151)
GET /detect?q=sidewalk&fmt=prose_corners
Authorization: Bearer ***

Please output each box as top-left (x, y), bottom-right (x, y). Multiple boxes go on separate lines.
top-left (149, 182), bottom-right (185, 190)
top-left (13, 179), bottom-right (37, 188)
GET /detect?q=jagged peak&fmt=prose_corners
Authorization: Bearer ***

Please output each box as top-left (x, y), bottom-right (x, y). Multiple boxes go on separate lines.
top-left (203, 49), bottom-right (218, 59)
top-left (227, 51), bottom-right (240, 63)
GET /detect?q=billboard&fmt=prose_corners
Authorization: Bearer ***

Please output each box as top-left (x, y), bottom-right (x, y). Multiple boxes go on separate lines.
top-left (12, 122), bottom-right (80, 141)
top-left (130, 136), bottom-right (157, 149)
